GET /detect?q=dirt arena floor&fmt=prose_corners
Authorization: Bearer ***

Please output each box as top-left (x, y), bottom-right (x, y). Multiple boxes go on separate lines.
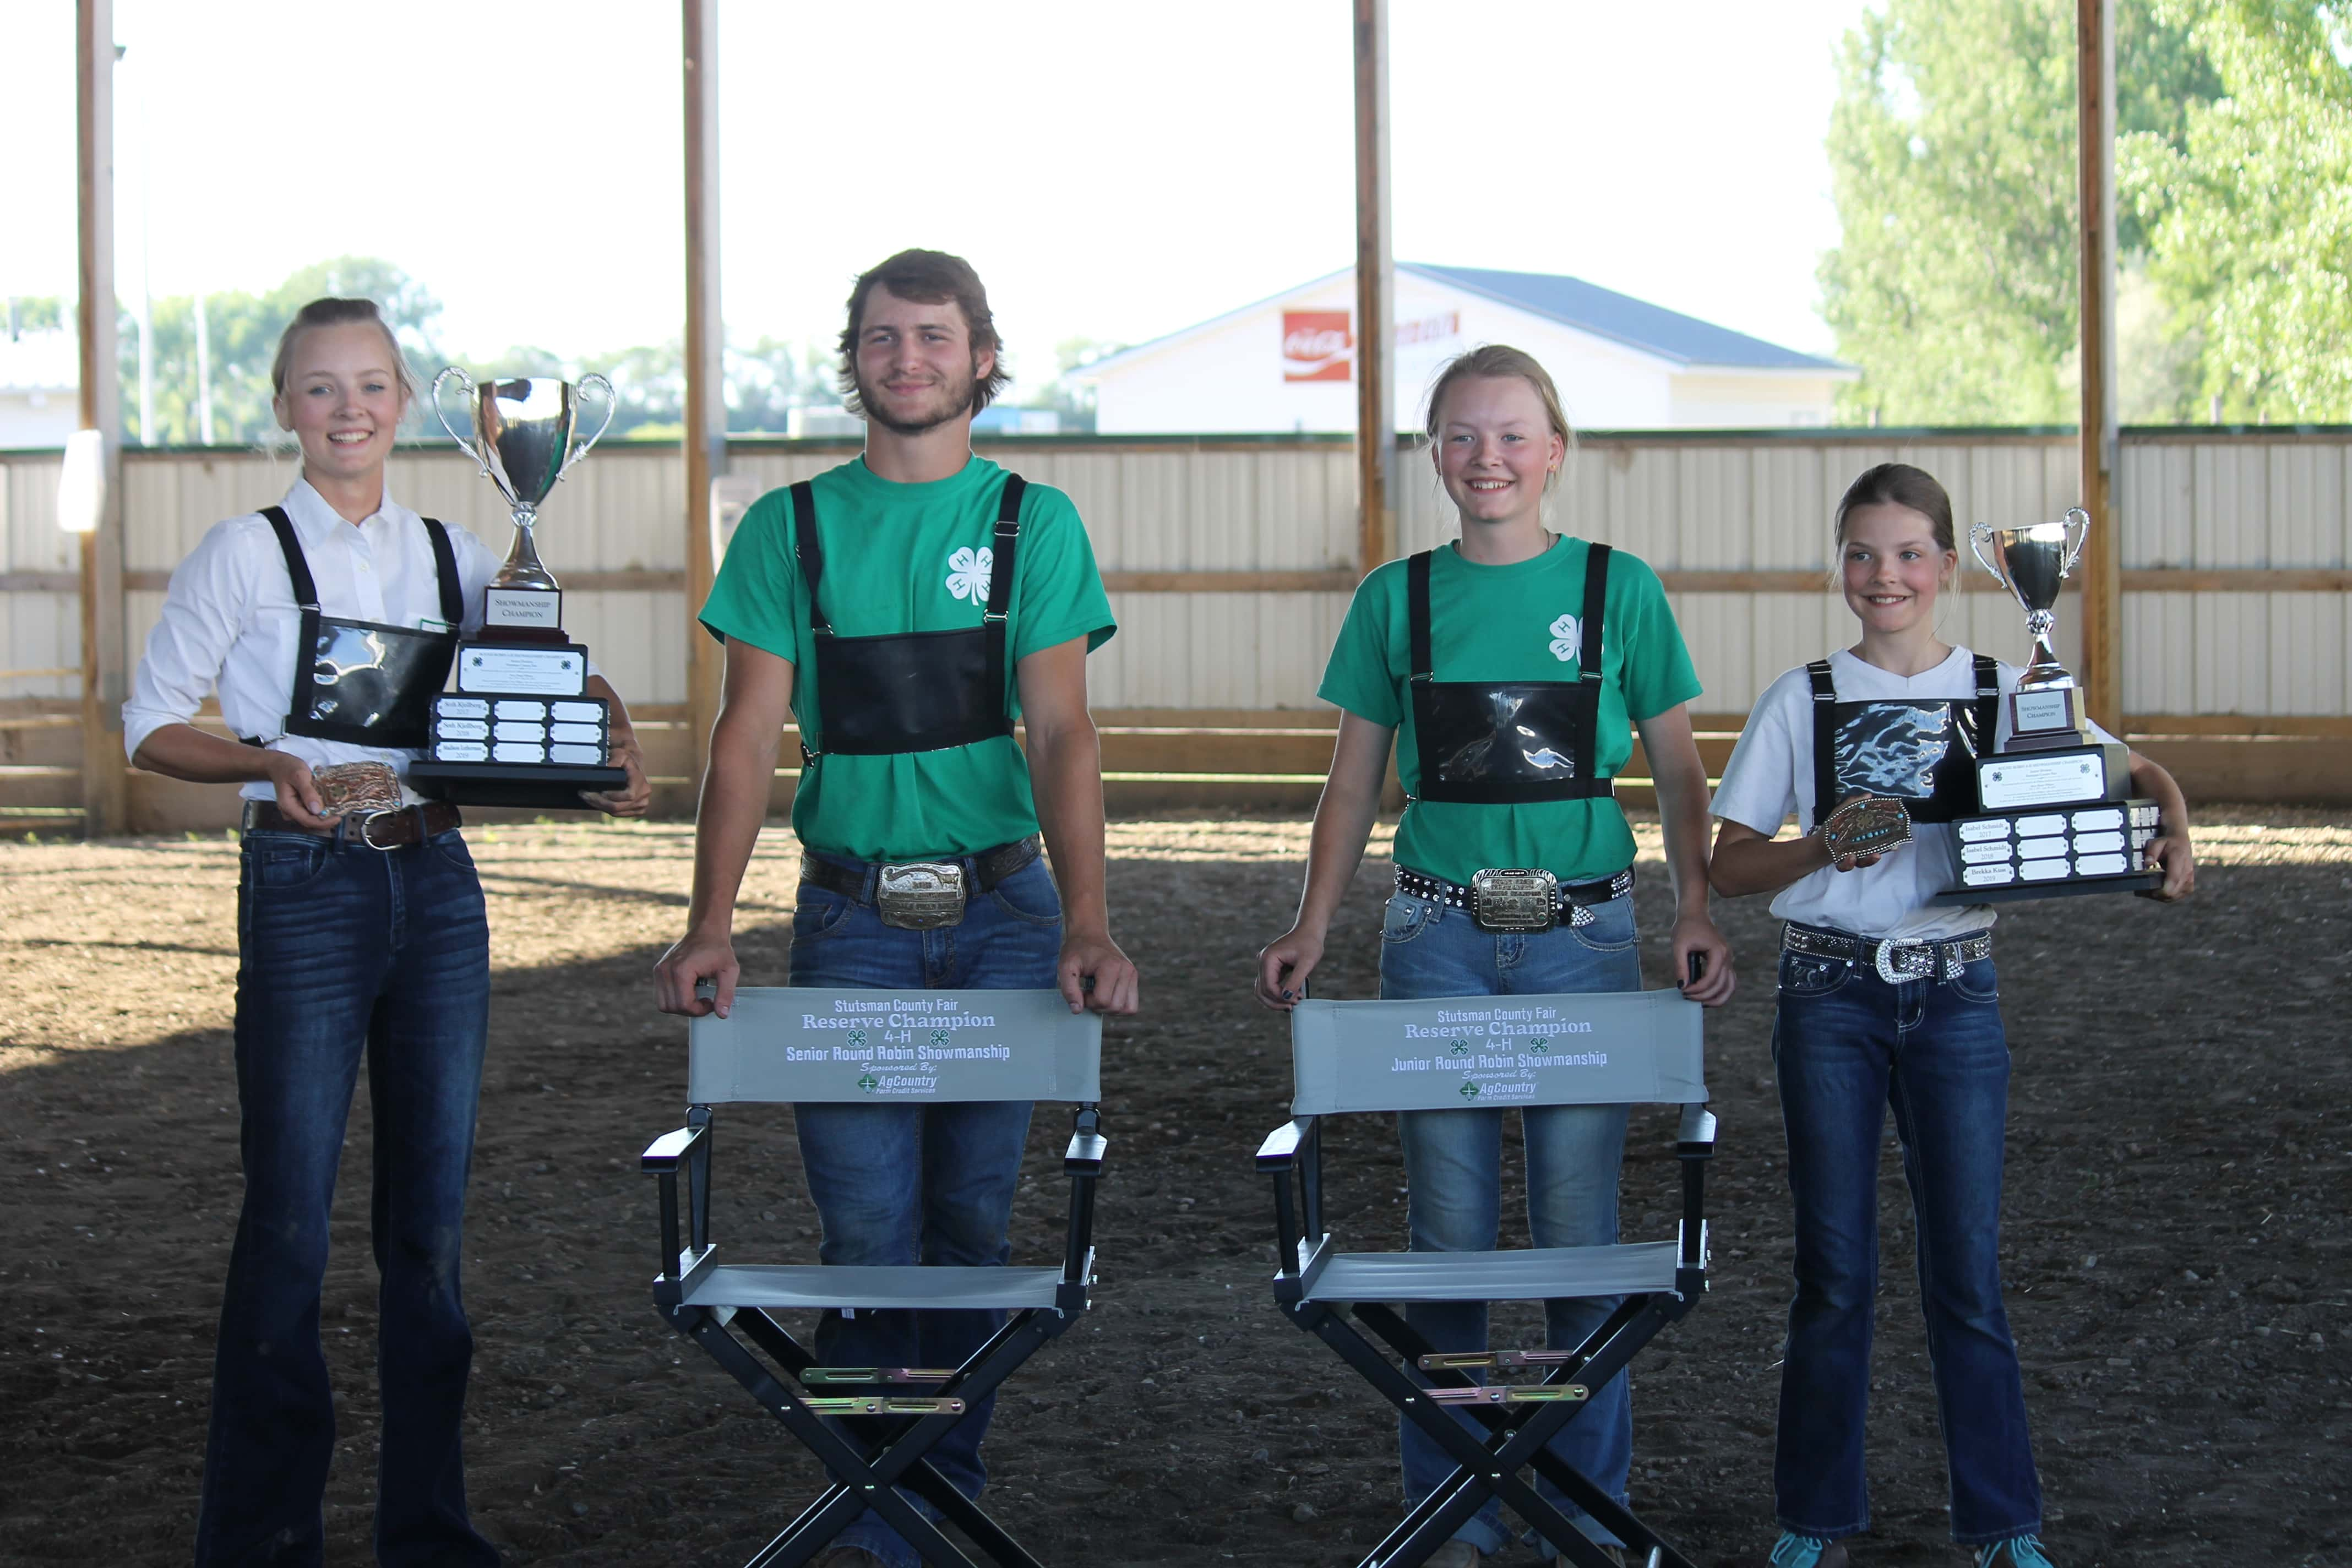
top-left (2, 809), bottom-right (2346, 1568)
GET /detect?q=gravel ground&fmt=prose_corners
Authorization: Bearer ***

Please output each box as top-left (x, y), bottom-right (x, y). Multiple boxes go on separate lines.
top-left (1, 810), bottom-right (2346, 1566)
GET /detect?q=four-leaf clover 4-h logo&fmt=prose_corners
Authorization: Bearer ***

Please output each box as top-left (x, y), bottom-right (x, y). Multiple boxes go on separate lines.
top-left (930, 1030), bottom-right (950, 1047)
top-left (1529, 1038), bottom-right (1550, 1054)
top-left (847, 1029), bottom-right (865, 1048)
top-left (1548, 613), bottom-right (1582, 662)
top-left (945, 546), bottom-right (994, 603)
top-left (1445, 1038), bottom-right (1471, 1057)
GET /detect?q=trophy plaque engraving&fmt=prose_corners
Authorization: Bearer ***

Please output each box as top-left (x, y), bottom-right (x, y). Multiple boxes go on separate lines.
top-left (406, 370), bottom-right (627, 809)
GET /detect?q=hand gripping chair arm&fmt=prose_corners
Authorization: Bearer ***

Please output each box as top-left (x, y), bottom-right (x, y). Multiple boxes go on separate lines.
top-left (641, 1108), bottom-right (715, 1305)
top-left (1676, 1106), bottom-right (1718, 1272)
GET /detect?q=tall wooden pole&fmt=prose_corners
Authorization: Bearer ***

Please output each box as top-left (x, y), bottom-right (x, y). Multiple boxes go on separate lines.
top-left (2076, 0), bottom-right (2122, 731)
top-left (682, 0), bottom-right (726, 787)
top-left (77, 0), bottom-right (127, 837)
top-left (1353, 0), bottom-right (1395, 572)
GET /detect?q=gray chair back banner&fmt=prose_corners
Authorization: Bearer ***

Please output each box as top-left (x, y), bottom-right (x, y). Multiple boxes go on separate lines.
top-left (689, 987), bottom-right (1103, 1104)
top-left (1289, 989), bottom-right (1705, 1114)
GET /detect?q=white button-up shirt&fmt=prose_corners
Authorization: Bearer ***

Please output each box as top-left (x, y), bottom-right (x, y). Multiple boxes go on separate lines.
top-left (124, 478), bottom-right (515, 804)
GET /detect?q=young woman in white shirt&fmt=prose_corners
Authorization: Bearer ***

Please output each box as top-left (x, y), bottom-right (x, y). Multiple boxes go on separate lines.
top-left (124, 297), bottom-right (649, 1566)
top-left (1707, 462), bottom-right (2192, 1568)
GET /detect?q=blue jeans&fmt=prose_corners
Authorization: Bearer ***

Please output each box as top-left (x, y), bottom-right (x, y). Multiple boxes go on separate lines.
top-left (786, 851), bottom-right (1064, 1568)
top-left (195, 826), bottom-right (495, 1568)
top-left (1379, 886), bottom-right (1644, 1555)
top-left (1770, 929), bottom-right (2041, 1545)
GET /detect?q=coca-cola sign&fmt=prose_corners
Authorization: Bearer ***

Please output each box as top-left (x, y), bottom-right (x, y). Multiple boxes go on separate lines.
top-left (1281, 311), bottom-right (1353, 382)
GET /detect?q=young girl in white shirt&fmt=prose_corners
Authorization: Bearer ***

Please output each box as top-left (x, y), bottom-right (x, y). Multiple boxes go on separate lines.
top-left (1706, 463), bottom-right (2192, 1568)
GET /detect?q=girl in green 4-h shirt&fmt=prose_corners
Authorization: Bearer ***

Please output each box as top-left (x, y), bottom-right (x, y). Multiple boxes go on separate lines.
top-left (1256, 345), bottom-right (1736, 1568)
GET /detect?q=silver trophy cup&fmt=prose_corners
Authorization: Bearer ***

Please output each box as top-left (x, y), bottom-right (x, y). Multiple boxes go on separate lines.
top-left (1970, 507), bottom-right (2090, 694)
top-left (432, 369), bottom-right (614, 596)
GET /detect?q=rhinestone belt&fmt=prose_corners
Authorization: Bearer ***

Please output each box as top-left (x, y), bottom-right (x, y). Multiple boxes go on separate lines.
top-left (1783, 922), bottom-right (1992, 984)
top-left (1394, 865), bottom-right (1635, 930)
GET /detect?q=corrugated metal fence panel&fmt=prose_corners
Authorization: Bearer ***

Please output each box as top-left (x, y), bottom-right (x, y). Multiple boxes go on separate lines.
top-left (1089, 591), bottom-right (1351, 710)
top-left (2115, 439), bottom-right (2352, 715)
top-left (5, 434), bottom-right (2349, 718)
top-left (2119, 438), bottom-right (2351, 568)
top-left (1, 453), bottom-right (80, 696)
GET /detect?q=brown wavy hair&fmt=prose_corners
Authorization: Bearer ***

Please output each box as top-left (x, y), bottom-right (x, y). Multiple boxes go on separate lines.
top-left (1833, 462), bottom-right (1955, 551)
top-left (837, 249), bottom-right (1011, 416)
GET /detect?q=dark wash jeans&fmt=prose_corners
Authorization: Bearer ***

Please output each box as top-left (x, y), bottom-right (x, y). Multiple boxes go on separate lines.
top-left (1770, 930), bottom-right (2042, 1546)
top-left (785, 851), bottom-right (1064, 1568)
top-left (194, 826), bottom-right (496, 1568)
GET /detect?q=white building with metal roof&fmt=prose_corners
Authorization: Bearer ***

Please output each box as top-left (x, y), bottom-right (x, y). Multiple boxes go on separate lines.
top-left (0, 329), bottom-right (80, 449)
top-left (1076, 263), bottom-right (1855, 434)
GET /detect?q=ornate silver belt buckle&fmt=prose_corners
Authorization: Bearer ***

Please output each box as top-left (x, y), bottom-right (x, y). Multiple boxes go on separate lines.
top-left (1469, 868), bottom-right (1558, 933)
top-left (876, 861), bottom-right (967, 930)
top-left (1873, 940), bottom-right (1934, 984)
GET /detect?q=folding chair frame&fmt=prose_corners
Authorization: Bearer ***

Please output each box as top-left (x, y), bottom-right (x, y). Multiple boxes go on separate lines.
top-left (1257, 1105), bottom-right (1717, 1568)
top-left (643, 1103), bottom-right (1109, 1568)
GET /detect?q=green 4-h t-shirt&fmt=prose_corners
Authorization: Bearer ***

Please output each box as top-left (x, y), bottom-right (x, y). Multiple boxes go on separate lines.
top-left (1318, 536), bottom-right (1701, 886)
top-left (699, 455), bottom-right (1115, 861)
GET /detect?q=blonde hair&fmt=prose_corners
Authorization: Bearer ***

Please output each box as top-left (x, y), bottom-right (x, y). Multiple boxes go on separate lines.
top-left (270, 297), bottom-right (416, 404)
top-left (1422, 344), bottom-right (1575, 496)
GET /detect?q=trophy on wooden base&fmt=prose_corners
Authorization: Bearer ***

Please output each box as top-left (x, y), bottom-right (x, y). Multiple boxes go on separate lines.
top-left (1934, 508), bottom-right (2159, 904)
top-left (407, 370), bottom-right (629, 810)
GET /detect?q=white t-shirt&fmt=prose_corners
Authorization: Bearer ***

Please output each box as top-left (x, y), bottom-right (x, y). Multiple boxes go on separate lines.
top-left (1710, 646), bottom-right (2122, 940)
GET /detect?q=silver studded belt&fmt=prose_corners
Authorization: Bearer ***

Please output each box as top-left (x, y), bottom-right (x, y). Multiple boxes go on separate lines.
top-left (1783, 922), bottom-right (1992, 984)
top-left (1395, 865), bottom-right (1635, 933)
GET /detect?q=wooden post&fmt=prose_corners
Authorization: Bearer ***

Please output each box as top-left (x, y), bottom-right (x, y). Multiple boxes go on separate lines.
top-left (2076, 0), bottom-right (2122, 732)
top-left (1353, 0), bottom-right (1395, 573)
top-left (77, 0), bottom-right (128, 837)
top-left (682, 0), bottom-right (726, 790)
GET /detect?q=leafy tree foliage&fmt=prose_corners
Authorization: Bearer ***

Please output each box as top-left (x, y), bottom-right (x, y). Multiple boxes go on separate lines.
top-left (1820, 0), bottom-right (2219, 423)
top-left (2128, 0), bottom-right (2352, 419)
top-left (20, 255), bottom-right (1096, 444)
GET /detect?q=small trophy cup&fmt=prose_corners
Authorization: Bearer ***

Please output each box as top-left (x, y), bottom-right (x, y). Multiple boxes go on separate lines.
top-left (406, 371), bottom-right (627, 809)
top-left (1934, 508), bottom-right (2158, 903)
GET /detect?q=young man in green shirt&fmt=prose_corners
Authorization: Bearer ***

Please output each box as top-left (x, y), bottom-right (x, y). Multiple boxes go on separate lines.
top-left (655, 249), bottom-right (1137, 1568)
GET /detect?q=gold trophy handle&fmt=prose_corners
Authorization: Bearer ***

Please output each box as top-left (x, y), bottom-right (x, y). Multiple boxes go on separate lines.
top-left (431, 366), bottom-right (491, 479)
top-left (558, 373), bottom-right (617, 483)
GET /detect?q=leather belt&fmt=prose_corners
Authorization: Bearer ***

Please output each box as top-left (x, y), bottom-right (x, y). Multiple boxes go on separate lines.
top-left (800, 835), bottom-right (1044, 907)
top-left (241, 798), bottom-right (462, 850)
top-left (1783, 922), bottom-right (1992, 984)
top-left (1394, 865), bottom-right (1635, 932)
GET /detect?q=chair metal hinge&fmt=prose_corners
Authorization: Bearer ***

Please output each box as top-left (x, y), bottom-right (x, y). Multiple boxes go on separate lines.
top-left (801, 1367), bottom-right (957, 1387)
top-left (801, 1396), bottom-right (968, 1416)
top-left (1424, 1384), bottom-right (1589, 1406)
top-left (1419, 1348), bottom-right (1578, 1371)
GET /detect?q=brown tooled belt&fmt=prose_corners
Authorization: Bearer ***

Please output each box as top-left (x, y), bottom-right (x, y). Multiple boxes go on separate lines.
top-left (799, 835), bottom-right (1043, 904)
top-left (241, 799), bottom-right (463, 849)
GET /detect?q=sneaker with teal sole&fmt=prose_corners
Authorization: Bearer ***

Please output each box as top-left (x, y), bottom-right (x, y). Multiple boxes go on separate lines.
top-left (1769, 1533), bottom-right (1850, 1568)
top-left (1977, 1537), bottom-right (2056, 1568)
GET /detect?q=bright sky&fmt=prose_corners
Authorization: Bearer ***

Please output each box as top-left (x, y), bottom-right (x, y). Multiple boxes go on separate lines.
top-left (3, 0), bottom-right (1869, 398)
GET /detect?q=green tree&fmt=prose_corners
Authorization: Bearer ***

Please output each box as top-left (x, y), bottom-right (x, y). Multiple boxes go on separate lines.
top-left (1819, 0), bottom-right (2219, 423)
top-left (2129, 0), bottom-right (2352, 418)
top-left (85, 255), bottom-right (446, 446)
